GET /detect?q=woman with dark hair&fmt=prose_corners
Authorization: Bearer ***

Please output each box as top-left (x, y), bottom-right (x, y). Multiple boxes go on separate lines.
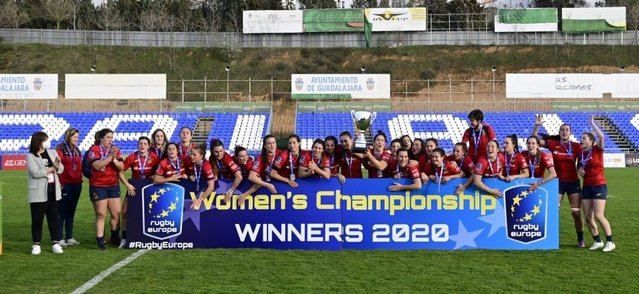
top-left (500, 134), bottom-right (529, 182)
top-left (410, 138), bottom-right (425, 160)
top-left (456, 140), bottom-right (505, 198)
top-left (400, 135), bottom-right (412, 150)
top-left (579, 116), bottom-right (615, 252)
top-left (87, 128), bottom-right (124, 250)
top-left (271, 134), bottom-right (303, 187)
top-left (188, 144), bottom-right (218, 211)
top-left (154, 142), bottom-right (187, 184)
top-left (209, 139), bottom-right (242, 203)
top-left (248, 135), bottom-right (280, 196)
top-left (27, 131), bottom-right (64, 255)
top-left (117, 136), bottom-right (160, 248)
top-left (178, 127), bottom-right (195, 160)
top-left (299, 139), bottom-right (331, 179)
top-left (363, 131), bottom-right (391, 178)
top-left (150, 128), bottom-right (168, 159)
top-left (521, 135), bottom-right (557, 192)
top-left (233, 145), bottom-right (254, 180)
top-left (532, 115), bottom-right (585, 248)
top-left (324, 135), bottom-right (341, 176)
top-left (462, 109), bottom-right (497, 163)
top-left (388, 149), bottom-right (422, 191)
top-left (422, 147), bottom-right (462, 188)
top-left (446, 142), bottom-right (475, 177)
top-left (418, 138), bottom-right (439, 171)
top-left (336, 131), bottom-right (364, 183)
top-left (389, 139), bottom-right (402, 160)
top-left (55, 127), bottom-right (82, 247)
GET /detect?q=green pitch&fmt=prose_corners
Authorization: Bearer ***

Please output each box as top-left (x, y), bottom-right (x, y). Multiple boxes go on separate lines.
top-left (0, 169), bottom-right (637, 292)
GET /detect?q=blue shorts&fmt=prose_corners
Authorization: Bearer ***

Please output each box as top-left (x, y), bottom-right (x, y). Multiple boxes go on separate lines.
top-left (89, 186), bottom-right (120, 202)
top-left (582, 185), bottom-right (608, 200)
top-left (559, 180), bottom-right (582, 195)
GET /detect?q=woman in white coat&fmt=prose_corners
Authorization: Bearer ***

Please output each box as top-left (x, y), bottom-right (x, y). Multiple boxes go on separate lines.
top-left (26, 131), bottom-right (64, 255)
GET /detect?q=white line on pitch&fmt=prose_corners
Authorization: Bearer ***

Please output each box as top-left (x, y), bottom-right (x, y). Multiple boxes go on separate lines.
top-left (71, 249), bottom-right (149, 294)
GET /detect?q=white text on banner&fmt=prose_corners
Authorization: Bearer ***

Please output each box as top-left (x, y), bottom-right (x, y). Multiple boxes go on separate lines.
top-left (291, 74), bottom-right (390, 99)
top-left (243, 10), bottom-right (303, 34)
top-left (0, 74), bottom-right (58, 99)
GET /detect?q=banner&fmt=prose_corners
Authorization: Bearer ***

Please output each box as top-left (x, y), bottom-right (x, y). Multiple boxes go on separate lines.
top-left (603, 153), bottom-right (626, 168)
top-left (176, 102), bottom-right (272, 113)
top-left (303, 9), bottom-right (364, 33)
top-left (494, 8), bottom-right (558, 32)
top-left (297, 101), bottom-right (392, 112)
top-left (1, 154), bottom-right (26, 171)
top-left (243, 10), bottom-right (303, 34)
top-left (611, 74), bottom-right (639, 98)
top-left (291, 74), bottom-right (391, 99)
top-left (562, 7), bottom-right (626, 33)
top-left (127, 178), bottom-right (559, 250)
top-left (507, 73), bottom-right (639, 99)
top-left (0, 74), bottom-right (58, 99)
top-left (626, 152), bottom-right (639, 167)
top-left (65, 74), bottom-right (166, 99)
top-left (364, 8), bottom-right (426, 32)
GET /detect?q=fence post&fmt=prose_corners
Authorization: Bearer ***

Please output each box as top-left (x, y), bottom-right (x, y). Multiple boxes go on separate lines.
top-left (404, 80), bottom-right (408, 99)
top-left (470, 79), bottom-right (474, 102)
top-left (181, 80), bottom-right (185, 103)
top-left (204, 76), bottom-right (207, 102)
top-left (449, 78), bottom-right (452, 101)
top-left (270, 77), bottom-right (274, 101)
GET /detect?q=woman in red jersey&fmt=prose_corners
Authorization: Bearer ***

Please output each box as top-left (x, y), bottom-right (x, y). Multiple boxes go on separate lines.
top-left (422, 147), bottom-right (462, 187)
top-left (389, 139), bottom-right (402, 160)
top-left (55, 127), bottom-right (83, 246)
top-left (521, 136), bottom-right (557, 192)
top-left (388, 149), bottom-right (422, 191)
top-left (456, 140), bottom-right (504, 198)
top-left (579, 116), bottom-right (615, 252)
top-left (324, 135), bottom-right (341, 176)
top-left (233, 145), bottom-right (254, 181)
top-left (500, 134), bottom-right (529, 182)
top-left (532, 115), bottom-right (585, 247)
top-left (88, 128), bottom-right (124, 250)
top-left (150, 129), bottom-right (168, 159)
top-left (462, 109), bottom-right (497, 163)
top-left (298, 139), bottom-right (331, 179)
top-left (188, 145), bottom-right (218, 211)
top-left (209, 139), bottom-right (243, 203)
top-left (410, 138), bottom-right (425, 160)
top-left (154, 143), bottom-right (188, 184)
top-left (117, 136), bottom-right (160, 248)
top-left (336, 131), bottom-right (364, 183)
top-left (248, 135), bottom-right (279, 195)
top-left (271, 134), bottom-right (303, 187)
top-left (400, 135), bottom-right (412, 151)
top-left (363, 131), bottom-right (391, 178)
top-left (178, 127), bottom-right (196, 160)
top-left (446, 142), bottom-right (475, 177)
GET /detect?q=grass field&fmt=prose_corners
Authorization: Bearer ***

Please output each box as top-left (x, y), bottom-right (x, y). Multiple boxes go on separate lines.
top-left (1, 169), bottom-right (638, 293)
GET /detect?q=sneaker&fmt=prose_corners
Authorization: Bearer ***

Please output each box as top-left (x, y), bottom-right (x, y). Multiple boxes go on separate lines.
top-left (589, 241), bottom-right (604, 251)
top-left (118, 239), bottom-right (127, 249)
top-left (52, 243), bottom-right (64, 254)
top-left (65, 238), bottom-right (80, 246)
top-left (98, 241), bottom-right (107, 251)
top-left (31, 245), bottom-right (41, 255)
top-left (58, 239), bottom-right (67, 247)
top-left (603, 242), bottom-right (616, 252)
top-left (577, 240), bottom-right (586, 248)
top-left (108, 237), bottom-right (121, 247)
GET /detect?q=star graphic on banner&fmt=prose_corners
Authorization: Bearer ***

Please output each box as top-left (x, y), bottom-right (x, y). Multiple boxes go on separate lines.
top-left (523, 213), bottom-right (532, 221)
top-left (158, 188), bottom-right (167, 194)
top-left (183, 199), bottom-right (203, 231)
top-left (478, 200), bottom-right (505, 238)
top-left (532, 205), bottom-right (541, 216)
top-left (169, 202), bottom-right (177, 212)
top-left (449, 220), bottom-right (483, 250)
top-left (150, 192), bottom-right (160, 203)
top-left (160, 209), bottom-right (169, 217)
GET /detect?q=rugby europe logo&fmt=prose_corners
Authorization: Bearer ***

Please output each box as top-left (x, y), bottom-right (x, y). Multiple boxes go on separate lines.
top-left (504, 185), bottom-right (548, 243)
top-left (142, 183), bottom-right (185, 240)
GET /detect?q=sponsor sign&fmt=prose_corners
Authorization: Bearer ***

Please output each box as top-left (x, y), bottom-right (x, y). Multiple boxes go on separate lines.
top-left (291, 74), bottom-right (390, 99)
top-left (303, 9), bottom-right (365, 33)
top-left (507, 73), bottom-right (639, 99)
top-left (562, 7), bottom-right (626, 33)
top-left (1, 154), bottom-right (26, 170)
top-left (364, 8), bottom-right (426, 32)
top-left (626, 152), bottom-right (639, 167)
top-left (127, 178), bottom-right (559, 250)
top-left (494, 8), bottom-right (558, 32)
top-left (65, 74), bottom-right (166, 99)
top-left (0, 74), bottom-right (58, 99)
top-left (603, 153), bottom-right (626, 168)
top-left (243, 10), bottom-right (303, 34)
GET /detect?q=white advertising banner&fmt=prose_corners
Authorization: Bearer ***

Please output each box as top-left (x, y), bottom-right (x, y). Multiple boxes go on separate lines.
top-left (243, 10), bottom-right (303, 34)
top-left (506, 74), bottom-right (606, 98)
top-left (0, 74), bottom-right (58, 99)
top-left (65, 74), bottom-right (166, 99)
top-left (611, 74), bottom-right (639, 98)
top-left (604, 153), bottom-right (626, 168)
top-left (365, 8), bottom-right (427, 32)
top-left (291, 74), bottom-right (391, 99)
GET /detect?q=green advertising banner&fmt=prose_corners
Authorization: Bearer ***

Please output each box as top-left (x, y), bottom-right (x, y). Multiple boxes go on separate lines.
top-left (562, 7), bottom-right (626, 33)
top-left (303, 9), bottom-right (365, 32)
top-left (499, 8), bottom-right (557, 24)
top-left (297, 101), bottom-right (392, 112)
top-left (176, 102), bottom-right (271, 113)
top-left (552, 102), bottom-right (639, 112)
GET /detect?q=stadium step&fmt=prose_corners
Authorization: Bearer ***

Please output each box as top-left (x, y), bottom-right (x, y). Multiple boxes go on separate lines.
top-left (193, 116), bottom-right (215, 147)
top-left (594, 116), bottom-right (638, 153)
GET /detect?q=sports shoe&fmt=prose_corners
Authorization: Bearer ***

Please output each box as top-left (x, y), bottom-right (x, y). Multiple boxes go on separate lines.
top-left (31, 245), bottom-right (41, 255)
top-left (58, 239), bottom-right (67, 247)
top-left (577, 240), bottom-right (586, 248)
top-left (589, 241), bottom-right (604, 251)
top-left (603, 242), bottom-right (616, 252)
top-left (52, 243), bottom-right (64, 254)
top-left (118, 239), bottom-right (127, 249)
top-left (66, 238), bottom-right (80, 246)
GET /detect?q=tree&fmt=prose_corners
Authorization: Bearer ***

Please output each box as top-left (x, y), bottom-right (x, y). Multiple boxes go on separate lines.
top-left (283, 0), bottom-right (296, 9)
top-left (42, 0), bottom-right (74, 29)
top-left (139, 0), bottom-right (171, 31)
top-left (351, 0), bottom-right (378, 8)
top-left (298, 0), bottom-right (337, 9)
top-left (94, 0), bottom-right (123, 31)
top-left (75, 0), bottom-right (97, 30)
top-left (0, 0), bottom-right (30, 28)
top-left (533, 0), bottom-right (587, 8)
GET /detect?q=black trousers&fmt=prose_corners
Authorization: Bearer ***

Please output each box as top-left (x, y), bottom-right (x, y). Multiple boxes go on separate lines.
top-left (30, 186), bottom-right (60, 243)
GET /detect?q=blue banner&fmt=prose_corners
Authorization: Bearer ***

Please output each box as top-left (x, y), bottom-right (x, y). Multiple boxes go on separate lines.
top-left (127, 178), bottom-right (558, 250)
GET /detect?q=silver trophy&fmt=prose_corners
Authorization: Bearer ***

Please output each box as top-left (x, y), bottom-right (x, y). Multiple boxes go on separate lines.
top-left (351, 110), bottom-right (376, 153)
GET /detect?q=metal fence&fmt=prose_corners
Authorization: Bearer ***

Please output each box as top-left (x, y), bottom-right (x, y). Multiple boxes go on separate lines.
top-left (2, 28), bottom-right (638, 48)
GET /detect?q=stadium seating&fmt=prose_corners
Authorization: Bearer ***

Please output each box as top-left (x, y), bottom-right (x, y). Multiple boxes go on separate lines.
top-left (0, 112), bottom-right (271, 155)
top-left (296, 112), bottom-right (639, 153)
